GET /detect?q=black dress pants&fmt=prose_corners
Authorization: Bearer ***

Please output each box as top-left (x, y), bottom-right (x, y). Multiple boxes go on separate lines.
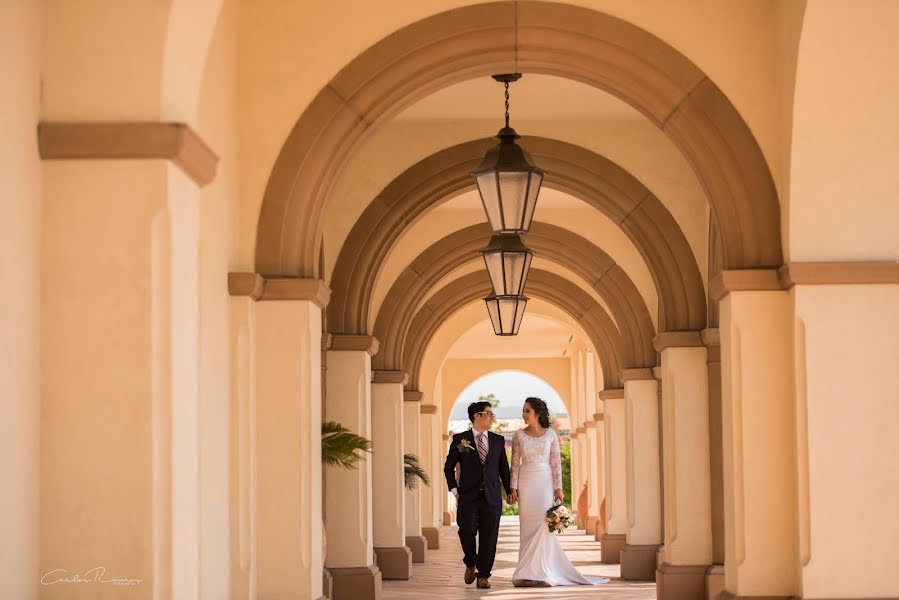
top-left (456, 490), bottom-right (502, 579)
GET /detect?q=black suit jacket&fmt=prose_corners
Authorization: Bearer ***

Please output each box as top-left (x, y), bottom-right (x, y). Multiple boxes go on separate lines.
top-left (444, 429), bottom-right (512, 508)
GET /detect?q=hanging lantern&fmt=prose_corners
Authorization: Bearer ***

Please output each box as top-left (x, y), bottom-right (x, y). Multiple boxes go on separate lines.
top-left (481, 234), bottom-right (533, 297)
top-left (484, 294), bottom-right (528, 336)
top-left (472, 74), bottom-right (545, 234)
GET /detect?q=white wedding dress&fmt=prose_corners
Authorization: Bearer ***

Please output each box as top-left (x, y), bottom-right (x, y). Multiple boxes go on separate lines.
top-left (510, 428), bottom-right (593, 586)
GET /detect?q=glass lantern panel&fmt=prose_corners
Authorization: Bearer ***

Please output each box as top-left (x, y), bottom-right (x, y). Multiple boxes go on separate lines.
top-left (476, 172), bottom-right (502, 231)
top-left (485, 298), bottom-right (501, 334)
top-left (520, 252), bottom-right (533, 290)
top-left (498, 171), bottom-right (529, 232)
top-left (522, 172), bottom-right (543, 231)
top-left (483, 252), bottom-right (505, 295)
top-left (503, 251), bottom-right (528, 296)
top-left (513, 297), bottom-right (528, 334)
top-left (498, 297), bottom-right (518, 333)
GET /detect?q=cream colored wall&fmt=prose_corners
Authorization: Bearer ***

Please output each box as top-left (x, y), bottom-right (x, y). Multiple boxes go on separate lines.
top-left (440, 358), bottom-right (572, 422)
top-left (196, 0), bottom-right (239, 597)
top-left (0, 2), bottom-right (42, 598)
top-left (788, 1), bottom-right (899, 263)
top-left (236, 0), bottom-right (782, 273)
top-left (792, 285), bottom-right (899, 598)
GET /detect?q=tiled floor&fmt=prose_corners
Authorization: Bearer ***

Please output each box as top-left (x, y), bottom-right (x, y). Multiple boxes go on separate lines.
top-left (383, 517), bottom-right (658, 599)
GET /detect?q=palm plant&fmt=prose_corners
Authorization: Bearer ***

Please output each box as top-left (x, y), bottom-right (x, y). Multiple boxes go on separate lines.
top-left (403, 453), bottom-right (430, 490)
top-left (321, 421), bottom-right (372, 469)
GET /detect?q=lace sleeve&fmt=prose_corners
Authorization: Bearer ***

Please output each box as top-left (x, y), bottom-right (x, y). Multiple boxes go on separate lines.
top-left (550, 431), bottom-right (563, 491)
top-left (510, 430), bottom-right (521, 490)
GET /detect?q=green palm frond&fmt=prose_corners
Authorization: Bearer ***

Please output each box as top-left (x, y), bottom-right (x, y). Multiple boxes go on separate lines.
top-left (322, 421), bottom-right (372, 469)
top-left (403, 453), bottom-right (430, 490)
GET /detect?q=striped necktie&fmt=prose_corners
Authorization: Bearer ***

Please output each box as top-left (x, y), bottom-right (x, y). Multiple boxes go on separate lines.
top-left (476, 432), bottom-right (488, 464)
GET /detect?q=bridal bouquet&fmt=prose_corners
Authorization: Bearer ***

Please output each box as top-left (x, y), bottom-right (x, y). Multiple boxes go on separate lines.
top-left (545, 503), bottom-right (576, 534)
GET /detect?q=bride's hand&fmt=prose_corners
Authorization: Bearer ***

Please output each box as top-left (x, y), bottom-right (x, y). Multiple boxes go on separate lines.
top-left (553, 489), bottom-right (564, 503)
top-left (507, 490), bottom-right (518, 505)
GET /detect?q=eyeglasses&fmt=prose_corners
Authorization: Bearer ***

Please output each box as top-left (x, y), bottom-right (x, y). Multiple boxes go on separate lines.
top-left (477, 411), bottom-right (496, 418)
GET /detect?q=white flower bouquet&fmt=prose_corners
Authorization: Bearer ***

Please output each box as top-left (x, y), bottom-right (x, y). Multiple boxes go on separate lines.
top-left (545, 502), bottom-right (576, 534)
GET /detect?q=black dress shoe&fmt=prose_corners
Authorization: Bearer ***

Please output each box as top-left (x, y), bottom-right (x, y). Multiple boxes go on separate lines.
top-left (476, 577), bottom-right (491, 589)
top-left (464, 566), bottom-right (476, 584)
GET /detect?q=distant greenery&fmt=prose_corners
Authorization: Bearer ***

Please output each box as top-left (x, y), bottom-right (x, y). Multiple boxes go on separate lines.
top-left (478, 393), bottom-right (501, 408)
top-left (560, 441), bottom-right (572, 509)
top-left (502, 446), bottom-right (519, 516)
top-left (403, 453), bottom-right (430, 490)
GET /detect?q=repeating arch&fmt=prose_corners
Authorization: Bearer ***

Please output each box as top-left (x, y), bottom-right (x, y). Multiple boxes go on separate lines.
top-left (328, 136), bottom-right (705, 334)
top-left (395, 269), bottom-right (625, 390)
top-left (370, 221), bottom-right (655, 372)
top-left (256, 1), bottom-right (781, 282)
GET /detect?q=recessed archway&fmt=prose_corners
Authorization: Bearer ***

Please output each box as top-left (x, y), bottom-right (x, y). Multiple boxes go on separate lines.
top-left (396, 269), bottom-right (625, 390)
top-left (328, 136), bottom-right (706, 335)
top-left (255, 1), bottom-right (781, 282)
top-left (370, 221), bottom-right (655, 372)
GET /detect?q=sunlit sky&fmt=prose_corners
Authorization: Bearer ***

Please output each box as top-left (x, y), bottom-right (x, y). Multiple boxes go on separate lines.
top-left (449, 370), bottom-right (568, 419)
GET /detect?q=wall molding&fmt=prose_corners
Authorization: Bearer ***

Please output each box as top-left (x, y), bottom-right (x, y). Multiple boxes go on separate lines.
top-left (228, 272), bottom-right (330, 308)
top-left (38, 121), bottom-right (218, 186)
top-left (711, 262), bottom-right (898, 301)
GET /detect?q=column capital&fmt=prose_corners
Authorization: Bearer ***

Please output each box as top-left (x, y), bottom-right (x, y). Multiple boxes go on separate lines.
top-left (228, 273), bottom-right (331, 308)
top-left (38, 121), bottom-right (218, 186)
top-left (570, 432), bottom-right (578, 440)
top-left (593, 412), bottom-right (605, 422)
top-left (403, 391), bottom-right (423, 403)
top-left (576, 426), bottom-right (587, 434)
top-left (372, 370), bottom-right (408, 385)
top-left (599, 388), bottom-right (625, 400)
top-left (620, 368), bottom-right (656, 382)
top-left (420, 404), bottom-right (438, 415)
top-left (330, 335), bottom-right (379, 355)
top-left (653, 331), bottom-right (703, 352)
top-left (441, 434), bottom-right (449, 441)
top-left (709, 269), bottom-right (782, 301)
top-left (701, 328), bottom-right (721, 347)
top-left (584, 421), bottom-right (597, 428)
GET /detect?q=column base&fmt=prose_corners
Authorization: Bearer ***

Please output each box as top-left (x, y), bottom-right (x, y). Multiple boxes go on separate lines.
top-left (374, 546), bottom-right (411, 580)
top-left (656, 562), bottom-right (709, 599)
top-left (405, 535), bottom-right (426, 563)
top-left (585, 516), bottom-right (599, 535)
top-left (621, 544), bottom-right (660, 580)
top-left (600, 533), bottom-right (626, 564)
top-left (706, 564), bottom-right (725, 600)
top-left (329, 564), bottom-right (382, 600)
top-left (422, 526), bottom-right (440, 549)
top-left (594, 520), bottom-right (606, 541)
top-left (442, 511), bottom-right (453, 526)
top-left (323, 568), bottom-right (333, 599)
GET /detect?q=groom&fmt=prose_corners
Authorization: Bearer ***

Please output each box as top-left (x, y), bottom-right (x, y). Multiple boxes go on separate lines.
top-left (444, 401), bottom-right (512, 589)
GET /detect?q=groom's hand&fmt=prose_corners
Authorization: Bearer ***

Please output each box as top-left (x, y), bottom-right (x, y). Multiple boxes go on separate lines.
top-left (507, 490), bottom-right (518, 505)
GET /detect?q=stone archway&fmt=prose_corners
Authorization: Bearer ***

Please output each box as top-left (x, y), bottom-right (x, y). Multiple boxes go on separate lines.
top-left (328, 136), bottom-right (706, 335)
top-left (255, 1), bottom-right (781, 280)
top-left (396, 269), bottom-right (626, 390)
top-left (371, 221), bottom-right (655, 372)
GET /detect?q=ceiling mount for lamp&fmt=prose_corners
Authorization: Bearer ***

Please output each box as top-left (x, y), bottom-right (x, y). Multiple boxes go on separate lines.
top-left (472, 73), bottom-right (545, 236)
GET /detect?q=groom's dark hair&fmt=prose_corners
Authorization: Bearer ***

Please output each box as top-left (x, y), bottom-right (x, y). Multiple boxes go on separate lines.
top-left (467, 401), bottom-right (492, 422)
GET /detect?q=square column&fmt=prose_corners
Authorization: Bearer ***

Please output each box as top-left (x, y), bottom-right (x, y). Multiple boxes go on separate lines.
top-left (790, 281), bottom-right (899, 599)
top-left (600, 388), bottom-right (627, 563)
top-left (593, 411), bottom-right (607, 542)
top-left (653, 332), bottom-right (714, 600)
top-left (419, 404), bottom-right (441, 550)
top-left (585, 425), bottom-right (601, 535)
top-left (254, 291), bottom-right (327, 600)
top-left (575, 426), bottom-right (589, 529)
top-left (402, 391), bottom-right (426, 563)
top-left (621, 371), bottom-right (662, 581)
top-left (371, 371), bottom-right (411, 580)
top-left (325, 336), bottom-right (381, 600)
top-left (716, 277), bottom-right (799, 599)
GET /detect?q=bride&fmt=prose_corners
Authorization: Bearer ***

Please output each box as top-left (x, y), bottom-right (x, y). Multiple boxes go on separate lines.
top-left (508, 397), bottom-right (595, 587)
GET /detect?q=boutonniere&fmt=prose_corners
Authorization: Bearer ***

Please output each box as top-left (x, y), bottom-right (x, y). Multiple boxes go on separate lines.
top-left (457, 439), bottom-right (474, 453)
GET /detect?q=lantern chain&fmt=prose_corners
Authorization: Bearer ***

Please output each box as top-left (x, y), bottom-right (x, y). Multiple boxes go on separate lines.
top-left (504, 81), bottom-right (511, 128)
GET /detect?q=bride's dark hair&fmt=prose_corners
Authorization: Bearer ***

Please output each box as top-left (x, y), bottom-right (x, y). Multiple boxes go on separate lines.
top-left (524, 397), bottom-right (551, 428)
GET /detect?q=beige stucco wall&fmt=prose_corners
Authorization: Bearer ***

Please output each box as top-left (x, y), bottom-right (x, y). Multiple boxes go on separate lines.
top-left (440, 357), bottom-right (572, 422)
top-left (0, 2), bottom-right (43, 598)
